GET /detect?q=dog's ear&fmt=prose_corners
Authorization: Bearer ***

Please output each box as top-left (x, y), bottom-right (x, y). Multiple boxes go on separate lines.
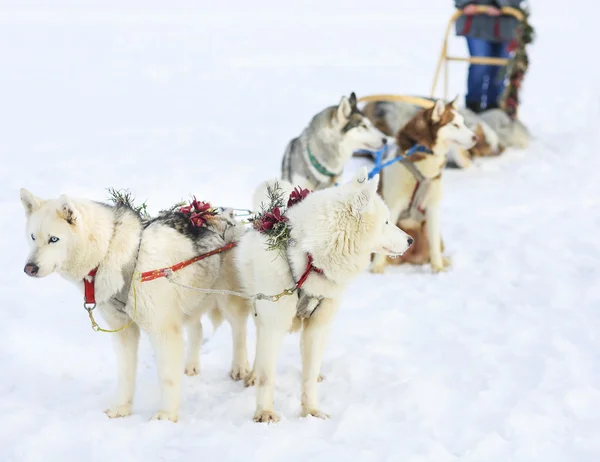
top-left (337, 95), bottom-right (352, 122)
top-left (349, 92), bottom-right (357, 109)
top-left (431, 99), bottom-right (445, 122)
top-left (475, 123), bottom-right (485, 141)
top-left (20, 188), bottom-right (44, 217)
top-left (351, 171), bottom-right (378, 213)
top-left (57, 194), bottom-right (78, 225)
top-left (368, 173), bottom-right (380, 194)
top-left (448, 95), bottom-right (459, 109)
top-left (352, 166), bottom-right (369, 186)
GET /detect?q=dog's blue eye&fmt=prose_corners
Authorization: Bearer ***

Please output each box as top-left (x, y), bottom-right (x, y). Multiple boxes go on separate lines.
top-left (31, 234), bottom-right (35, 241)
top-left (49, 236), bottom-right (59, 243)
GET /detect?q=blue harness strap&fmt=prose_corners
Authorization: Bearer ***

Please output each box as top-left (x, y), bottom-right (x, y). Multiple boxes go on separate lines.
top-left (340, 144), bottom-right (432, 187)
top-left (357, 144), bottom-right (432, 180)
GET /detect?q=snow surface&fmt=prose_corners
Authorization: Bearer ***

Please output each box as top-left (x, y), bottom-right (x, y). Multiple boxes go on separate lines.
top-left (1, 1), bottom-right (599, 460)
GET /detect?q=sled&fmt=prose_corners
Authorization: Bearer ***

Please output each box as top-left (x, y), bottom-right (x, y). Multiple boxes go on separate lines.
top-left (430, 6), bottom-right (525, 102)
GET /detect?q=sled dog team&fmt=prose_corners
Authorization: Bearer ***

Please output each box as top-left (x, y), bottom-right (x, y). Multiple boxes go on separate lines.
top-left (20, 93), bottom-right (528, 423)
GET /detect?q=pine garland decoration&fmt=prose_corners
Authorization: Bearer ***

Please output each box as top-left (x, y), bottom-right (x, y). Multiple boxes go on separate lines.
top-left (499, 5), bottom-right (534, 119)
top-left (107, 188), bottom-right (150, 219)
top-left (249, 183), bottom-right (311, 255)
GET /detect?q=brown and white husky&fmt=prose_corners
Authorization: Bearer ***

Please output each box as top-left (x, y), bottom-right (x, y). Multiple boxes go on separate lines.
top-left (370, 99), bottom-right (477, 274)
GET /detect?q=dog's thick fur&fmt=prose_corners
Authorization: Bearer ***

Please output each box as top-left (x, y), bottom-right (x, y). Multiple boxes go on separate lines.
top-left (478, 108), bottom-right (530, 149)
top-left (370, 99), bottom-right (476, 274)
top-left (235, 168), bottom-right (413, 423)
top-left (281, 92), bottom-right (388, 190)
top-left (362, 99), bottom-right (503, 169)
top-left (20, 190), bottom-right (251, 422)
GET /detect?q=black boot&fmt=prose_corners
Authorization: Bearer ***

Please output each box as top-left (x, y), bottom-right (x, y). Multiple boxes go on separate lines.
top-left (466, 101), bottom-right (481, 113)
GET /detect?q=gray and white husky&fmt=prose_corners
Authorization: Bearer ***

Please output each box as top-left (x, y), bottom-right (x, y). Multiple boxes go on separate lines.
top-left (19, 189), bottom-right (251, 422)
top-left (281, 92), bottom-right (388, 190)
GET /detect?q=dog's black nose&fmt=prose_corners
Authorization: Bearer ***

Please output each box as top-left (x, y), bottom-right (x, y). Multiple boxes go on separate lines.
top-left (382, 137), bottom-right (388, 145)
top-left (472, 135), bottom-right (477, 142)
top-left (24, 264), bottom-right (39, 276)
top-left (407, 237), bottom-right (414, 246)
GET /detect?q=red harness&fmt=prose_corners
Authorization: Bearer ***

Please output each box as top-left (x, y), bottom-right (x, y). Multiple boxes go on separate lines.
top-left (83, 267), bottom-right (98, 307)
top-left (82, 242), bottom-right (238, 306)
top-left (295, 254), bottom-right (324, 289)
top-left (139, 242), bottom-right (237, 282)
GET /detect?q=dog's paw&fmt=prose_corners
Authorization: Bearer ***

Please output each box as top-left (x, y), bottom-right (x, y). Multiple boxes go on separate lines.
top-left (301, 408), bottom-right (330, 420)
top-left (317, 373), bottom-right (325, 383)
top-left (151, 410), bottom-right (178, 423)
top-left (230, 362), bottom-right (251, 381)
top-left (253, 409), bottom-right (280, 423)
top-left (431, 264), bottom-right (447, 273)
top-left (442, 256), bottom-right (452, 268)
top-left (184, 360), bottom-right (200, 376)
top-left (104, 404), bottom-right (132, 419)
top-left (369, 263), bottom-right (386, 274)
top-left (244, 370), bottom-right (257, 387)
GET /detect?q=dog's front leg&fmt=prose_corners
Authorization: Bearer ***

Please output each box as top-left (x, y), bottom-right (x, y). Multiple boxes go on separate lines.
top-left (103, 311), bottom-right (140, 419)
top-left (149, 324), bottom-right (184, 422)
top-left (426, 202), bottom-right (447, 272)
top-left (252, 300), bottom-right (294, 423)
top-left (300, 298), bottom-right (338, 419)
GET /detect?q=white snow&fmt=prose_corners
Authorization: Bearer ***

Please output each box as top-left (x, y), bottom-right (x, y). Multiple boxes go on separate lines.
top-left (1, 1), bottom-right (598, 460)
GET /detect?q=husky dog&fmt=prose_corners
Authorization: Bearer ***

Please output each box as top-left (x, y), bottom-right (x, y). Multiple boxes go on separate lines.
top-left (281, 92), bottom-right (388, 190)
top-left (235, 168), bottom-right (413, 423)
top-left (370, 99), bottom-right (477, 274)
top-left (362, 99), bottom-right (501, 168)
top-left (478, 108), bottom-right (530, 149)
top-left (19, 190), bottom-right (251, 422)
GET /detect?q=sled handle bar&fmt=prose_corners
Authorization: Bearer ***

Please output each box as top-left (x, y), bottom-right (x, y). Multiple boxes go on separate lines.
top-left (430, 6), bottom-right (525, 103)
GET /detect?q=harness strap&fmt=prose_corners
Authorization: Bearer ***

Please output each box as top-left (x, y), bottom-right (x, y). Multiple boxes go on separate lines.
top-left (397, 162), bottom-right (431, 222)
top-left (293, 254), bottom-right (324, 319)
top-left (295, 254), bottom-right (323, 289)
top-left (84, 268), bottom-right (98, 307)
top-left (139, 242), bottom-right (237, 282)
top-left (364, 143), bottom-right (432, 180)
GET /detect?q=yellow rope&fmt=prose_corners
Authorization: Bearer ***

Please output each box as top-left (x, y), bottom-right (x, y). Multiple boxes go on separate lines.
top-left (87, 273), bottom-right (139, 333)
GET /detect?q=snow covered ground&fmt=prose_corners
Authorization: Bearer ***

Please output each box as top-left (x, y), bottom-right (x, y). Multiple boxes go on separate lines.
top-left (1, 1), bottom-right (599, 460)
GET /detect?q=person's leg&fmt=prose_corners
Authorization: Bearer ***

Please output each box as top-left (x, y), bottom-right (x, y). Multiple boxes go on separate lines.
top-left (466, 37), bottom-right (493, 112)
top-left (486, 41), bottom-right (511, 109)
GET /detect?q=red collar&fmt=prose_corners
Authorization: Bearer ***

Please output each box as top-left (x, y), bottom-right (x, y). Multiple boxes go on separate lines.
top-left (296, 254), bottom-right (323, 289)
top-left (83, 267), bottom-right (98, 308)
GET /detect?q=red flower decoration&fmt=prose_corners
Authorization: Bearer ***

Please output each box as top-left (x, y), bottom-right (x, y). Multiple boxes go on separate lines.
top-left (507, 39), bottom-right (518, 53)
top-left (287, 187), bottom-right (311, 208)
top-left (179, 196), bottom-right (214, 228)
top-left (257, 207), bottom-right (288, 233)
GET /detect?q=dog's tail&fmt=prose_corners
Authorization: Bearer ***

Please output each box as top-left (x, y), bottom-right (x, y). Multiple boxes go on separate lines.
top-left (252, 178), bottom-right (294, 211)
top-left (207, 306), bottom-right (224, 331)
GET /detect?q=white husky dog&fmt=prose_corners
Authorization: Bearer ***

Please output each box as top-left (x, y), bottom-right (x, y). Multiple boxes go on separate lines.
top-left (235, 167), bottom-right (413, 422)
top-left (19, 189), bottom-right (250, 422)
